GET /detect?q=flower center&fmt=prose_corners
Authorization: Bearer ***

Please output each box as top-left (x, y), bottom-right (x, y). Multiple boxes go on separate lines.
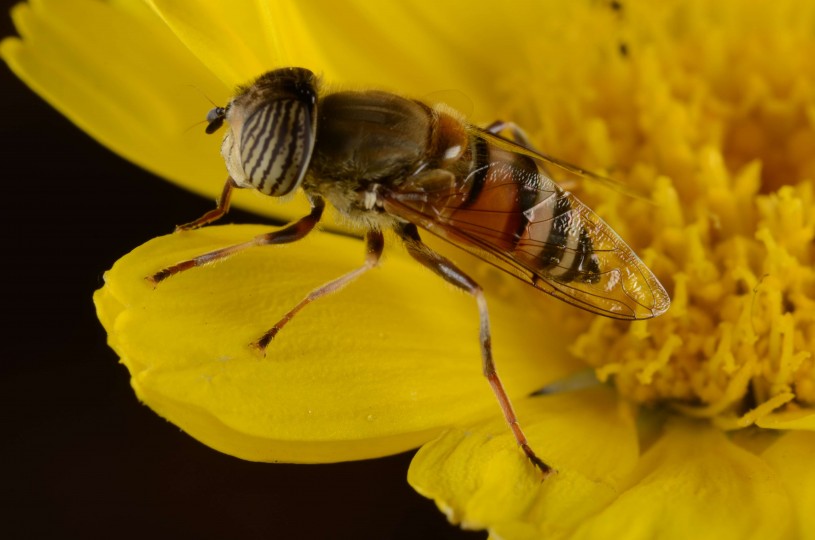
top-left (498, 1), bottom-right (815, 426)
top-left (571, 174), bottom-right (814, 425)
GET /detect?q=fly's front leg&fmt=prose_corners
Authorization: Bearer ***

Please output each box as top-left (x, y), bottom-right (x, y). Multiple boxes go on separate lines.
top-left (395, 223), bottom-right (552, 476)
top-left (147, 197), bottom-right (325, 285)
top-left (252, 230), bottom-right (385, 353)
top-left (176, 177), bottom-right (239, 231)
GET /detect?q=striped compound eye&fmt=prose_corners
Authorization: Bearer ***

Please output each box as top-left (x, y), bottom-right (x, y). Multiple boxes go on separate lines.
top-left (212, 68), bottom-right (318, 198)
top-left (237, 96), bottom-right (316, 197)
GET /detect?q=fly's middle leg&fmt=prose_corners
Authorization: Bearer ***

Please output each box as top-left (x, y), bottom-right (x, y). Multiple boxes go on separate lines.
top-left (395, 222), bottom-right (552, 477)
top-left (252, 229), bottom-right (385, 353)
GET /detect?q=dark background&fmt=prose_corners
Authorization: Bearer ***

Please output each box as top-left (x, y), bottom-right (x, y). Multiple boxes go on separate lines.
top-left (0, 3), bottom-right (481, 539)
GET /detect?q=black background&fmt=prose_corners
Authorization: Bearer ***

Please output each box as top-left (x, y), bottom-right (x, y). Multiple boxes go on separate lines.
top-left (0, 3), bottom-right (482, 539)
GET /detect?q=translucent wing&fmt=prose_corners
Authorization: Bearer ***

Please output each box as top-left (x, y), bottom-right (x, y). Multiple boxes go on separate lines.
top-left (473, 127), bottom-right (653, 202)
top-left (382, 131), bottom-right (670, 320)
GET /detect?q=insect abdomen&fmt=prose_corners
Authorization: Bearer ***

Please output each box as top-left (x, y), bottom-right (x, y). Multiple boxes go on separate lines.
top-left (516, 187), bottom-right (601, 283)
top-left (446, 135), bottom-right (601, 284)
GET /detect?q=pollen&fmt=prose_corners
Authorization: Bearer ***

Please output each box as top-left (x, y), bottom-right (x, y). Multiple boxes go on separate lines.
top-left (571, 172), bottom-right (815, 422)
top-left (506, 0), bottom-right (815, 425)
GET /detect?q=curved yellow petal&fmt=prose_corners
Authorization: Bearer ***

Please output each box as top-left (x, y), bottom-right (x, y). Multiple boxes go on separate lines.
top-left (94, 225), bottom-right (581, 462)
top-left (146, 0), bottom-right (282, 87)
top-left (407, 387), bottom-right (639, 538)
top-left (410, 407), bottom-right (798, 540)
top-left (0, 0), bottom-right (313, 222)
top-left (147, 0), bottom-right (547, 117)
top-left (757, 407), bottom-right (815, 431)
top-left (569, 419), bottom-right (792, 540)
top-left (1, 1), bottom-right (222, 190)
top-left (761, 431), bottom-right (815, 540)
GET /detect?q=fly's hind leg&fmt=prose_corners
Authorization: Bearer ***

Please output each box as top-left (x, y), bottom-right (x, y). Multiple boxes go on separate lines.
top-left (252, 229), bottom-right (385, 353)
top-left (486, 120), bottom-right (536, 150)
top-left (486, 120), bottom-right (633, 196)
top-left (395, 222), bottom-right (552, 476)
top-left (485, 120), bottom-right (561, 183)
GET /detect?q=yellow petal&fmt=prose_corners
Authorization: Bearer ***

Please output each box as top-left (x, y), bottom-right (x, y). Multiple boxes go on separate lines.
top-left (0, 0), bottom-right (311, 222)
top-left (95, 225), bottom-right (581, 462)
top-left (407, 387), bottom-right (639, 539)
top-left (409, 408), bottom-right (798, 540)
top-left (757, 407), bottom-right (815, 431)
top-left (146, 0), bottom-right (282, 87)
top-left (148, 0), bottom-right (544, 117)
top-left (761, 431), bottom-right (815, 540)
top-left (570, 419), bottom-right (792, 540)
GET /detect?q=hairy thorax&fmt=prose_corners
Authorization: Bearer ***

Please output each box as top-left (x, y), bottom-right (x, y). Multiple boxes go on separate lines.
top-left (305, 90), bottom-right (436, 228)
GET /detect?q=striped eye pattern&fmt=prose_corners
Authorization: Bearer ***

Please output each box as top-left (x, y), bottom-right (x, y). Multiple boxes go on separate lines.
top-left (239, 98), bottom-right (315, 196)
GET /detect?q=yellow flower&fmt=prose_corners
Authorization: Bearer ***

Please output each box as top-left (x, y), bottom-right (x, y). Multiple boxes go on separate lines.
top-left (5, 0), bottom-right (814, 538)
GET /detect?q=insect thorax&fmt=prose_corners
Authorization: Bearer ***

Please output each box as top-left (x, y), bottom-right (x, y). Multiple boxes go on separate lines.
top-left (309, 91), bottom-right (433, 181)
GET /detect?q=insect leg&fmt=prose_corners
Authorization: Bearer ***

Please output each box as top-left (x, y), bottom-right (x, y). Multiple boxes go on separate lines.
top-left (395, 222), bottom-right (552, 476)
top-left (485, 120), bottom-right (559, 181)
top-left (485, 120), bottom-right (534, 149)
top-left (252, 230), bottom-right (385, 352)
top-left (176, 177), bottom-right (239, 231)
top-left (147, 197), bottom-right (325, 285)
